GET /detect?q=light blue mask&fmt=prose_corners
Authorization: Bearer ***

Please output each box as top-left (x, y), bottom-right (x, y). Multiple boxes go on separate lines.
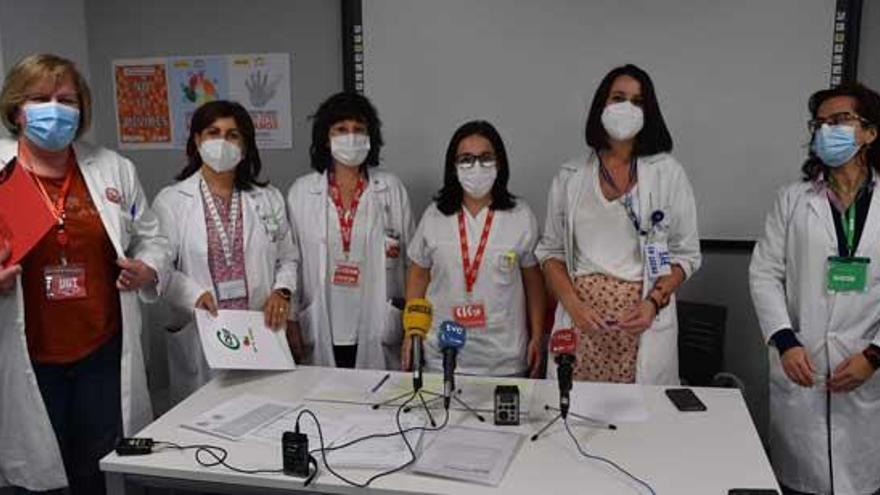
top-left (23, 102), bottom-right (80, 151)
top-left (812, 124), bottom-right (861, 168)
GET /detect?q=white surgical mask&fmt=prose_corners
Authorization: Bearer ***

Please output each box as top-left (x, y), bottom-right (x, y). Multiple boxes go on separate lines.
top-left (457, 164), bottom-right (497, 199)
top-left (330, 133), bottom-right (371, 167)
top-left (199, 139), bottom-right (242, 173)
top-left (601, 101), bottom-right (644, 141)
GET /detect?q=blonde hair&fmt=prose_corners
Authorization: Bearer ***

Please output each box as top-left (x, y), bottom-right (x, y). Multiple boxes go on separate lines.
top-left (0, 53), bottom-right (92, 138)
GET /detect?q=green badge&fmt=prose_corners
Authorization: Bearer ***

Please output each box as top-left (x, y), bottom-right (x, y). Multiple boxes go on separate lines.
top-left (826, 256), bottom-right (870, 293)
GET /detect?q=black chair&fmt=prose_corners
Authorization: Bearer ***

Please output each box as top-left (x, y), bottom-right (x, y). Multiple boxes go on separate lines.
top-left (676, 301), bottom-right (727, 387)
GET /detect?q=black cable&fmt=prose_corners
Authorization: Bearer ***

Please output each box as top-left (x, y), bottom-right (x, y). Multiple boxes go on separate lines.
top-left (295, 391), bottom-right (450, 488)
top-left (562, 419), bottom-right (656, 495)
top-left (150, 393), bottom-right (450, 488)
top-left (153, 441), bottom-right (283, 476)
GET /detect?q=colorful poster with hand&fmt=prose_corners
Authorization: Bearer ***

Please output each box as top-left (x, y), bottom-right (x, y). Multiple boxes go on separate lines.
top-left (168, 56), bottom-right (229, 148)
top-left (228, 53), bottom-right (293, 149)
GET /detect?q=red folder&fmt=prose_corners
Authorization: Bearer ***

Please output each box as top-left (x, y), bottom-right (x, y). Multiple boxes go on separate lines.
top-left (0, 159), bottom-right (56, 266)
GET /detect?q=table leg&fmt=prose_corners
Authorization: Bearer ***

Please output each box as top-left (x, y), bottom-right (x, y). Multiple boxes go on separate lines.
top-left (105, 472), bottom-right (145, 495)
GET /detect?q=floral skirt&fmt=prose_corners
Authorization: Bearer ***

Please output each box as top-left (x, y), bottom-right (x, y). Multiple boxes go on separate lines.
top-left (572, 273), bottom-right (642, 383)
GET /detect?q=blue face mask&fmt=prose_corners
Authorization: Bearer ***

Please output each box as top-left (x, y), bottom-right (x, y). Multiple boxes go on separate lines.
top-left (812, 124), bottom-right (861, 168)
top-left (22, 102), bottom-right (80, 151)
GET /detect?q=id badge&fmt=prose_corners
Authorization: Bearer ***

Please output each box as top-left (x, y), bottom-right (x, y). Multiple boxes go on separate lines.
top-left (645, 241), bottom-right (672, 279)
top-left (44, 263), bottom-right (88, 301)
top-left (332, 260), bottom-right (361, 287)
top-left (452, 300), bottom-right (487, 329)
top-left (216, 278), bottom-right (247, 301)
top-left (826, 256), bottom-right (869, 293)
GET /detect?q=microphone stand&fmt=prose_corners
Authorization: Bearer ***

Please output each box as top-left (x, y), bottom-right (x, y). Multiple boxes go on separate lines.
top-left (372, 337), bottom-right (485, 423)
top-left (405, 387), bottom-right (485, 422)
top-left (530, 359), bottom-right (616, 442)
top-left (530, 404), bottom-right (616, 441)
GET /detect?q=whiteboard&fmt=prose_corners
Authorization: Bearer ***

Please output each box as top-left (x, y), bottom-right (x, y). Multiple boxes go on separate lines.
top-left (362, 0), bottom-right (835, 240)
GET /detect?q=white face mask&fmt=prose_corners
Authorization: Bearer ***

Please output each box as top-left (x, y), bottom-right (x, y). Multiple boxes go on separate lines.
top-left (601, 101), bottom-right (644, 141)
top-left (330, 133), bottom-right (371, 167)
top-left (199, 139), bottom-right (242, 173)
top-left (457, 163), bottom-right (497, 199)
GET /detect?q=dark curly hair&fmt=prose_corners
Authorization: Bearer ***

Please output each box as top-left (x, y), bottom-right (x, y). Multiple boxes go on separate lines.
top-left (801, 82), bottom-right (880, 181)
top-left (309, 92), bottom-right (383, 173)
top-left (435, 120), bottom-right (516, 215)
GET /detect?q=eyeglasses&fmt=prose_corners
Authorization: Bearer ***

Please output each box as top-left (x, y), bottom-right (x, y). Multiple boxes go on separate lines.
top-left (808, 112), bottom-right (871, 133)
top-left (455, 153), bottom-right (497, 169)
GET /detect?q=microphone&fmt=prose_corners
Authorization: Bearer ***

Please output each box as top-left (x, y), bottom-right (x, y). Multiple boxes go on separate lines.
top-left (549, 328), bottom-right (578, 419)
top-left (438, 321), bottom-right (466, 409)
top-left (403, 298), bottom-right (433, 391)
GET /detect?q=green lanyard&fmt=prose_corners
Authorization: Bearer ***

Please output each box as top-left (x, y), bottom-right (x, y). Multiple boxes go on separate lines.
top-left (842, 202), bottom-right (857, 257)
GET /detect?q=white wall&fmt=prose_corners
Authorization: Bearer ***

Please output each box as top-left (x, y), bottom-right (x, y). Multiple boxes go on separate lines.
top-left (363, 0), bottom-right (833, 241)
top-left (859, 0), bottom-right (880, 90)
top-left (0, 0), bottom-right (91, 139)
top-left (0, 0), bottom-right (90, 79)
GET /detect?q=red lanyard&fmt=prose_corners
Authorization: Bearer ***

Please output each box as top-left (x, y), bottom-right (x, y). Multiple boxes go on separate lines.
top-left (458, 209), bottom-right (495, 294)
top-left (27, 162), bottom-right (75, 250)
top-left (328, 172), bottom-right (366, 254)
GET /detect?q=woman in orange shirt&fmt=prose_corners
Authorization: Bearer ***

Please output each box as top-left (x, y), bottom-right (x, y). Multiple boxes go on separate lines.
top-left (0, 54), bottom-right (169, 495)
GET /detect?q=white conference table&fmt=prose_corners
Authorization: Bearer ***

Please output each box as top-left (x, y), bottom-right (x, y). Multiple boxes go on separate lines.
top-left (101, 366), bottom-right (780, 494)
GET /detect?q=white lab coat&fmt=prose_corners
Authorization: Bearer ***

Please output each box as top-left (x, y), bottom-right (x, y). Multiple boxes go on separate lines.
top-left (287, 169), bottom-right (413, 370)
top-left (152, 173), bottom-right (299, 404)
top-left (750, 179), bottom-right (880, 494)
top-left (0, 139), bottom-right (169, 491)
top-left (536, 152), bottom-right (701, 384)
top-left (408, 202), bottom-right (540, 376)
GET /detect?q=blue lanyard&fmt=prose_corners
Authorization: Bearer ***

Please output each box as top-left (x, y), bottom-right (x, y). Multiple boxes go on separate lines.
top-left (599, 155), bottom-right (644, 235)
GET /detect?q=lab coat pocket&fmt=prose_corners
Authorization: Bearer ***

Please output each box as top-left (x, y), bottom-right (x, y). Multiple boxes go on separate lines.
top-left (491, 248), bottom-right (518, 286)
top-left (296, 301), bottom-right (318, 349)
top-left (653, 303), bottom-right (674, 330)
top-left (851, 337), bottom-right (880, 403)
top-left (117, 205), bottom-right (133, 250)
top-left (382, 300), bottom-right (403, 346)
top-left (166, 321), bottom-right (202, 376)
top-left (257, 204), bottom-right (285, 244)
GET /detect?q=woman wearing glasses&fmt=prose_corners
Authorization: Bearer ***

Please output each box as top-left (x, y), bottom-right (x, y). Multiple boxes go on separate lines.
top-left (536, 64), bottom-right (701, 385)
top-left (404, 120), bottom-right (546, 377)
top-left (750, 82), bottom-right (880, 495)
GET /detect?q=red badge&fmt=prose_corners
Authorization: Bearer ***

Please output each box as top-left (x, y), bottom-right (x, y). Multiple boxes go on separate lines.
top-left (43, 264), bottom-right (88, 300)
top-left (452, 302), bottom-right (487, 329)
top-left (332, 262), bottom-right (361, 287)
top-left (105, 187), bottom-right (122, 204)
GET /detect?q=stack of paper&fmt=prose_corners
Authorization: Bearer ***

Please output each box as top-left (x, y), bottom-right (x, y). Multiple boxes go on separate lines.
top-left (180, 394), bottom-right (300, 441)
top-left (322, 413), bottom-right (426, 469)
top-left (246, 409), bottom-right (353, 448)
top-left (413, 426), bottom-right (524, 486)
